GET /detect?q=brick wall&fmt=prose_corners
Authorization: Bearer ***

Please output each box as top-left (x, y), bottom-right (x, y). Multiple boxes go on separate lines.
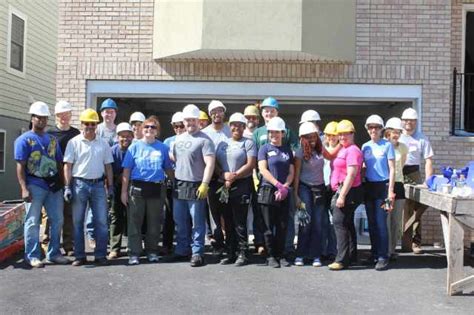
top-left (57, 0), bottom-right (474, 245)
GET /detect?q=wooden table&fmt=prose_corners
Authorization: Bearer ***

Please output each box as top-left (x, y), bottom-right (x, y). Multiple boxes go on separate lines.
top-left (404, 184), bottom-right (474, 295)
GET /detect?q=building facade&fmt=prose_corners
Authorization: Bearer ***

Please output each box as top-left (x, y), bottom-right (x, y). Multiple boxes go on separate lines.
top-left (56, 0), bottom-right (474, 245)
top-left (0, 0), bottom-right (58, 201)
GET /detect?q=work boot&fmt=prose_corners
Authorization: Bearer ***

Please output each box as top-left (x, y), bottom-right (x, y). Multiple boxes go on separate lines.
top-left (220, 255), bottom-right (237, 265)
top-left (412, 243), bottom-right (424, 255)
top-left (267, 256), bottom-right (280, 268)
top-left (375, 258), bottom-right (389, 271)
top-left (235, 252), bottom-right (248, 266)
top-left (190, 254), bottom-right (204, 267)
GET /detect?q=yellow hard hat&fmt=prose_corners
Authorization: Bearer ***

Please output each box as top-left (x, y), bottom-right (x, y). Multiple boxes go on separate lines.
top-left (323, 121), bottom-right (339, 135)
top-left (79, 108), bottom-right (100, 123)
top-left (337, 119), bottom-right (355, 133)
top-left (199, 110), bottom-right (209, 120)
top-left (244, 105), bottom-right (260, 117)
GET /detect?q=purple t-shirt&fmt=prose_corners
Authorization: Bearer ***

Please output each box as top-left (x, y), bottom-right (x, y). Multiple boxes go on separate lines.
top-left (257, 143), bottom-right (294, 187)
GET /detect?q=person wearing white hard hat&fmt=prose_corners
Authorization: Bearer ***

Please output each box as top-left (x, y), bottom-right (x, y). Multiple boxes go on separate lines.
top-left (361, 115), bottom-right (395, 271)
top-left (293, 122), bottom-right (341, 268)
top-left (202, 100), bottom-right (231, 255)
top-left (40, 100), bottom-right (80, 256)
top-left (107, 122), bottom-right (134, 259)
top-left (162, 111), bottom-right (185, 254)
top-left (384, 117), bottom-right (408, 260)
top-left (399, 108), bottom-right (434, 254)
top-left (129, 111), bottom-right (146, 141)
top-left (169, 104), bottom-right (215, 267)
top-left (299, 110), bottom-right (322, 135)
top-left (121, 116), bottom-right (173, 265)
top-left (257, 117), bottom-right (295, 268)
top-left (14, 101), bottom-right (69, 267)
top-left (214, 113), bottom-right (257, 266)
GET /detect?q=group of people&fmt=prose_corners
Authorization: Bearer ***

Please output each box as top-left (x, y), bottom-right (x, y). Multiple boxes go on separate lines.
top-left (14, 96), bottom-right (434, 270)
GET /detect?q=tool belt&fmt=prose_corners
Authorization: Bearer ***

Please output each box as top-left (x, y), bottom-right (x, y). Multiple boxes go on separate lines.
top-left (257, 184), bottom-right (279, 206)
top-left (31, 173), bottom-right (63, 192)
top-left (228, 177), bottom-right (253, 199)
top-left (301, 182), bottom-right (326, 202)
top-left (173, 180), bottom-right (200, 200)
top-left (130, 180), bottom-right (162, 199)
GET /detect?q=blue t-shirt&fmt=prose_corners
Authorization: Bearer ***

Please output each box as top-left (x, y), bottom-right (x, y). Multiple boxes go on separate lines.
top-left (163, 135), bottom-right (176, 170)
top-left (111, 144), bottom-right (127, 175)
top-left (362, 139), bottom-right (395, 182)
top-left (14, 131), bottom-right (63, 190)
top-left (122, 140), bottom-right (172, 183)
top-left (257, 143), bottom-right (294, 187)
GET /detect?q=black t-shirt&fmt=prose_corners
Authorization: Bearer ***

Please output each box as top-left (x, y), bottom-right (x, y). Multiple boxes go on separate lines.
top-left (47, 126), bottom-right (80, 154)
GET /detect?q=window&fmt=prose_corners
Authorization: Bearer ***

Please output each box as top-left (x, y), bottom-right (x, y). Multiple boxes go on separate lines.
top-left (0, 130), bottom-right (5, 172)
top-left (463, 11), bottom-right (474, 132)
top-left (6, 7), bottom-right (27, 76)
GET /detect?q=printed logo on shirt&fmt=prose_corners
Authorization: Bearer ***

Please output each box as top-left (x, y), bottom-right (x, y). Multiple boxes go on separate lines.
top-left (364, 148), bottom-right (373, 160)
top-left (373, 148), bottom-right (384, 158)
top-left (175, 141), bottom-right (192, 150)
top-left (281, 152), bottom-right (290, 161)
top-left (150, 150), bottom-right (162, 158)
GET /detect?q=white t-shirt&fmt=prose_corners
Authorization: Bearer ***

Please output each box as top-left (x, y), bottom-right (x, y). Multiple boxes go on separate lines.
top-left (399, 131), bottom-right (434, 166)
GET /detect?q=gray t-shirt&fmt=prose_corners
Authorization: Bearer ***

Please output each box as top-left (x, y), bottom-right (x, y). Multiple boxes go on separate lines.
top-left (202, 124), bottom-right (231, 148)
top-left (295, 148), bottom-right (325, 186)
top-left (216, 138), bottom-right (257, 179)
top-left (96, 123), bottom-right (116, 147)
top-left (399, 131), bottom-right (434, 166)
top-left (172, 131), bottom-right (215, 182)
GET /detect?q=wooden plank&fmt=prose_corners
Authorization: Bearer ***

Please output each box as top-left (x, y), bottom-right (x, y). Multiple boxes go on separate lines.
top-left (440, 212), bottom-right (449, 254)
top-left (405, 185), bottom-right (456, 213)
top-left (455, 214), bottom-right (474, 230)
top-left (447, 214), bottom-right (465, 296)
top-left (450, 276), bottom-right (474, 295)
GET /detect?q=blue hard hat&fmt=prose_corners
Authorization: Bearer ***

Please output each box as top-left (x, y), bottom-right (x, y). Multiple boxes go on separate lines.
top-left (100, 98), bottom-right (118, 111)
top-left (261, 97), bottom-right (279, 110)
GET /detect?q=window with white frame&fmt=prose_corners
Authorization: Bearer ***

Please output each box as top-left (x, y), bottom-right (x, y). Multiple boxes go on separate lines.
top-left (7, 7), bottom-right (27, 75)
top-left (0, 130), bottom-right (5, 172)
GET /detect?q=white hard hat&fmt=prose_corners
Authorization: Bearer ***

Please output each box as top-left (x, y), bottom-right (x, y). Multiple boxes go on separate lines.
top-left (299, 110), bottom-right (321, 124)
top-left (171, 112), bottom-right (184, 124)
top-left (299, 121), bottom-right (318, 137)
top-left (401, 108), bottom-right (418, 120)
top-left (365, 114), bottom-right (384, 129)
top-left (385, 117), bottom-right (404, 130)
top-left (267, 117), bottom-right (286, 131)
top-left (182, 104), bottom-right (200, 119)
top-left (228, 112), bottom-right (247, 125)
top-left (29, 101), bottom-right (50, 116)
top-left (54, 100), bottom-right (72, 114)
top-left (208, 100), bottom-right (226, 114)
top-left (129, 112), bottom-right (145, 123)
top-left (116, 122), bottom-right (133, 134)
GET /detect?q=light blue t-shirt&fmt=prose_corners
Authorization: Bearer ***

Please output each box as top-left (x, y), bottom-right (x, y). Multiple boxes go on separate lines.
top-left (122, 140), bottom-right (172, 183)
top-left (362, 139), bottom-right (395, 182)
top-left (202, 124), bottom-right (231, 148)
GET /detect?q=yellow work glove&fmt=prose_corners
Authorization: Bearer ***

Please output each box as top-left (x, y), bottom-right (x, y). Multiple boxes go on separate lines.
top-left (196, 182), bottom-right (209, 199)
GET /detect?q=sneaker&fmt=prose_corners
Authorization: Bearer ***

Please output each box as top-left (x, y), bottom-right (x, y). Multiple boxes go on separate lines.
top-left (29, 258), bottom-right (44, 268)
top-left (190, 254), bottom-right (204, 267)
top-left (267, 257), bottom-right (280, 268)
top-left (280, 257), bottom-right (292, 267)
top-left (147, 253), bottom-right (160, 263)
top-left (128, 256), bottom-right (140, 265)
top-left (108, 251), bottom-right (120, 260)
top-left (328, 262), bottom-right (345, 271)
top-left (235, 253), bottom-right (248, 267)
top-left (220, 256), bottom-right (237, 265)
top-left (294, 257), bottom-right (304, 266)
top-left (47, 255), bottom-right (70, 265)
top-left (88, 239), bottom-right (96, 249)
top-left (312, 258), bottom-right (322, 267)
top-left (94, 257), bottom-right (109, 266)
top-left (375, 259), bottom-right (389, 271)
top-left (412, 243), bottom-right (424, 255)
top-left (72, 258), bottom-right (87, 267)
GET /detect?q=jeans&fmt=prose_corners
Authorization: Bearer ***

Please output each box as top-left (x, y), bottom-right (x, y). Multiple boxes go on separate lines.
top-left (296, 184), bottom-right (325, 259)
top-left (284, 190), bottom-right (296, 255)
top-left (41, 199), bottom-right (74, 252)
top-left (72, 179), bottom-right (108, 259)
top-left (321, 188), bottom-right (337, 257)
top-left (173, 198), bottom-right (207, 256)
top-left (365, 182), bottom-right (389, 260)
top-left (260, 198), bottom-right (290, 259)
top-left (86, 207), bottom-right (94, 240)
top-left (24, 185), bottom-right (63, 261)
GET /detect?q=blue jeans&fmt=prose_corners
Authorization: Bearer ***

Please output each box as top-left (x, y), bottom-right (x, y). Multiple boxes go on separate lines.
top-left (72, 179), bottom-right (108, 259)
top-left (173, 198), bottom-right (207, 256)
top-left (365, 194), bottom-right (389, 260)
top-left (85, 207), bottom-right (94, 240)
top-left (24, 185), bottom-right (63, 261)
top-left (321, 188), bottom-right (337, 257)
top-left (296, 184), bottom-right (324, 259)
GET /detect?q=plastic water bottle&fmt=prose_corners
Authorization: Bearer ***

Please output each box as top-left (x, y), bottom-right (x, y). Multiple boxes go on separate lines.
top-left (450, 169), bottom-right (458, 188)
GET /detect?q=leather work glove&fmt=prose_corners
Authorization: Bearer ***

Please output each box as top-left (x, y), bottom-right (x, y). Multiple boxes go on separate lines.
top-left (296, 202), bottom-right (310, 227)
top-left (64, 186), bottom-right (73, 203)
top-left (107, 186), bottom-right (115, 201)
top-left (196, 182), bottom-right (209, 199)
top-left (216, 185), bottom-right (229, 204)
top-left (274, 182), bottom-right (289, 201)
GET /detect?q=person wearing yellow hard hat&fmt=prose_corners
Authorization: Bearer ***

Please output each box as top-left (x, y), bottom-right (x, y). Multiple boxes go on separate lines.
top-left (327, 119), bottom-right (363, 271)
top-left (199, 110), bottom-right (210, 130)
top-left (63, 108), bottom-right (114, 266)
top-left (243, 104), bottom-right (260, 139)
top-left (14, 101), bottom-right (69, 268)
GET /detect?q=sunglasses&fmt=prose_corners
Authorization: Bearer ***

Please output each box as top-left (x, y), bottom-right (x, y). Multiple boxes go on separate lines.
top-left (83, 122), bottom-right (97, 127)
top-left (173, 124), bottom-right (185, 129)
top-left (367, 125), bottom-right (382, 130)
top-left (143, 125), bottom-right (157, 130)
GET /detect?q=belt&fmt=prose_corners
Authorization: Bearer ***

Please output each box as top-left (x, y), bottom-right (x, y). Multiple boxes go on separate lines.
top-left (74, 177), bottom-right (104, 184)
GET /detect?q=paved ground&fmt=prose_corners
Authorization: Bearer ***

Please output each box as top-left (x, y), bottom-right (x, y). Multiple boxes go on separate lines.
top-left (1, 245), bottom-right (473, 314)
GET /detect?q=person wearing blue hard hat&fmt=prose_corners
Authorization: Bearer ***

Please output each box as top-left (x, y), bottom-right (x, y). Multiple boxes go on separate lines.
top-left (97, 98), bottom-right (118, 147)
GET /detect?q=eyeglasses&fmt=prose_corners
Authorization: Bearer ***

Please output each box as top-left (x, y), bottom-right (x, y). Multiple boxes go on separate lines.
top-left (143, 125), bottom-right (157, 130)
top-left (173, 124), bottom-right (185, 129)
top-left (367, 125), bottom-right (382, 130)
top-left (83, 122), bottom-right (97, 127)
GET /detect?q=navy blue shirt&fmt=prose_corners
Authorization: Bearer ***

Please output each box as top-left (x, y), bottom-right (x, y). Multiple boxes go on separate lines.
top-left (111, 144), bottom-right (127, 175)
top-left (257, 143), bottom-right (294, 187)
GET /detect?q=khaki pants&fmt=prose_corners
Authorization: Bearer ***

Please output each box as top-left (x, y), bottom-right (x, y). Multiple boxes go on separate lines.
top-left (402, 171), bottom-right (428, 250)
